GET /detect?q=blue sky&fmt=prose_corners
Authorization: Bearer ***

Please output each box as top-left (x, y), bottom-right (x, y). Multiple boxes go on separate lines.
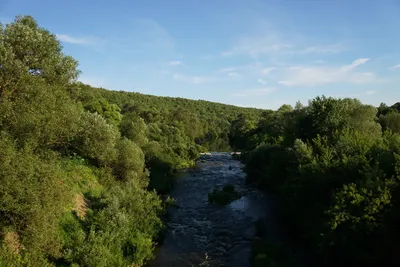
top-left (1, 0), bottom-right (400, 110)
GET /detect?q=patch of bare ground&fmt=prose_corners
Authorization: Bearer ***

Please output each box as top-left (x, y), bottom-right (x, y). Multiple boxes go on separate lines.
top-left (72, 193), bottom-right (90, 219)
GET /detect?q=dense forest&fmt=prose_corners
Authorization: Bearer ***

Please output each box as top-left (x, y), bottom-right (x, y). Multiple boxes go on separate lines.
top-left (231, 98), bottom-right (400, 266)
top-left (1, 15), bottom-right (400, 267)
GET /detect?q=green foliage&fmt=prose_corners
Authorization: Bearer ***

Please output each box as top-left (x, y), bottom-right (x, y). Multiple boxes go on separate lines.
top-left (74, 112), bottom-right (119, 165)
top-left (0, 133), bottom-right (71, 261)
top-left (0, 15), bottom-right (78, 99)
top-left (58, 182), bottom-right (163, 267)
top-left (243, 96), bottom-right (400, 267)
top-left (327, 178), bottom-right (395, 231)
top-left (229, 113), bottom-right (257, 150)
top-left (85, 98), bottom-right (122, 127)
top-left (244, 144), bottom-right (295, 191)
top-left (379, 112), bottom-right (400, 133)
top-left (0, 15), bottom-right (268, 267)
top-left (120, 112), bottom-right (148, 146)
top-left (251, 218), bottom-right (301, 267)
top-left (114, 138), bottom-right (147, 186)
top-left (0, 15), bottom-right (194, 267)
top-left (208, 184), bottom-right (241, 205)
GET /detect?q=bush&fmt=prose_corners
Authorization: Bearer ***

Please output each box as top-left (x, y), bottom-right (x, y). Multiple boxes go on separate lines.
top-left (208, 184), bottom-right (241, 205)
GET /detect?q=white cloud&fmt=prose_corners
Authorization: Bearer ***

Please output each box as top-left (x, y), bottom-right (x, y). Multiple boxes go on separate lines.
top-left (233, 87), bottom-right (276, 97)
top-left (340, 58), bottom-right (370, 72)
top-left (217, 68), bottom-right (241, 77)
top-left (257, 78), bottom-right (267, 85)
top-left (218, 63), bottom-right (275, 78)
top-left (172, 73), bottom-right (212, 84)
top-left (365, 90), bottom-right (377, 95)
top-left (390, 64), bottom-right (400, 69)
top-left (296, 44), bottom-right (346, 54)
top-left (219, 67), bottom-right (236, 73)
top-left (169, 61), bottom-right (183, 66)
top-left (56, 34), bottom-right (98, 45)
top-left (228, 72), bottom-right (241, 77)
top-left (279, 58), bottom-right (374, 87)
top-left (261, 67), bottom-right (275, 75)
top-left (221, 31), bottom-right (345, 58)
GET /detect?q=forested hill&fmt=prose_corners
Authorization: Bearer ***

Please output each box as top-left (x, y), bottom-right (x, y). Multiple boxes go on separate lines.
top-left (73, 83), bottom-right (264, 153)
top-left (70, 83), bottom-right (265, 193)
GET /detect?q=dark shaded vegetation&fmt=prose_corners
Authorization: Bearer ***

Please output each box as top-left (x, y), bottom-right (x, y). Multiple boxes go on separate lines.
top-left (231, 97), bottom-right (400, 267)
top-left (0, 16), bottom-right (263, 267)
top-left (250, 218), bottom-right (301, 267)
top-left (208, 184), bottom-right (241, 205)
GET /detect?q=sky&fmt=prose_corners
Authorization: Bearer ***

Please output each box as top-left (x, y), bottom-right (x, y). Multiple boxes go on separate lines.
top-left (1, 0), bottom-right (400, 110)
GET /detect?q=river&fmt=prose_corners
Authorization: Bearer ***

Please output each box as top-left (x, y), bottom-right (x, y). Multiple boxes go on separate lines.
top-left (151, 152), bottom-right (281, 267)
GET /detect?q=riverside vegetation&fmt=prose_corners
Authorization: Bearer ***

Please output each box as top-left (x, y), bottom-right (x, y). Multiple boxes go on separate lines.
top-left (1, 15), bottom-right (400, 267)
top-left (0, 16), bottom-right (262, 267)
top-left (231, 99), bottom-right (400, 266)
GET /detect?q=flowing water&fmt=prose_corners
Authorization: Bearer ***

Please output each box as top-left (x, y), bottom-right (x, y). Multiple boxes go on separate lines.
top-left (151, 152), bottom-right (281, 267)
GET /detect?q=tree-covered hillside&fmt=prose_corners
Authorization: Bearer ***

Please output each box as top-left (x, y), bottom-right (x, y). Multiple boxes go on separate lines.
top-left (71, 82), bottom-right (264, 193)
top-left (0, 16), bottom-right (263, 267)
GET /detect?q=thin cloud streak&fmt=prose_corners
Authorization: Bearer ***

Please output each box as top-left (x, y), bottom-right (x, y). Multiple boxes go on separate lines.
top-left (221, 32), bottom-right (346, 58)
top-left (57, 34), bottom-right (99, 45)
top-left (279, 58), bottom-right (374, 87)
top-left (217, 64), bottom-right (275, 78)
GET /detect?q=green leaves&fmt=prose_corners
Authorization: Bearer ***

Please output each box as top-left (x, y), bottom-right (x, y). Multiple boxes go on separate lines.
top-left (74, 112), bottom-right (119, 165)
top-left (328, 178), bottom-right (394, 231)
top-left (0, 135), bottom-right (71, 260)
top-left (85, 98), bottom-right (122, 127)
top-left (119, 112), bottom-right (148, 146)
top-left (114, 138), bottom-right (147, 186)
top-left (243, 95), bottom-right (400, 267)
top-left (379, 112), bottom-right (400, 133)
top-left (1, 15), bottom-right (79, 89)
